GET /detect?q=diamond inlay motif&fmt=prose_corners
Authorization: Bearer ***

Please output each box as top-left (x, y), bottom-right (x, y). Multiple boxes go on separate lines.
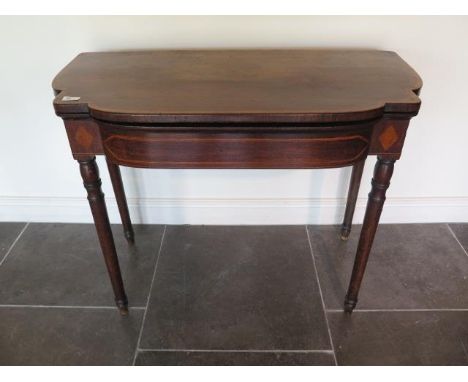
top-left (378, 125), bottom-right (399, 150)
top-left (75, 126), bottom-right (94, 149)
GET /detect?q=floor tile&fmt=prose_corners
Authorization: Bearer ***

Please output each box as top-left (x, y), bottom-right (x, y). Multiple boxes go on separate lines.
top-left (308, 224), bottom-right (468, 309)
top-left (0, 222), bottom-right (27, 263)
top-left (0, 307), bottom-right (143, 365)
top-left (449, 224), bottom-right (468, 253)
top-left (328, 311), bottom-right (468, 365)
top-left (0, 223), bottom-right (164, 307)
top-left (140, 226), bottom-right (330, 351)
top-left (135, 350), bottom-right (335, 366)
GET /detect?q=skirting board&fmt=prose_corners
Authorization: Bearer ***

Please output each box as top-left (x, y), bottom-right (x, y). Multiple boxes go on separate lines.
top-left (0, 196), bottom-right (467, 224)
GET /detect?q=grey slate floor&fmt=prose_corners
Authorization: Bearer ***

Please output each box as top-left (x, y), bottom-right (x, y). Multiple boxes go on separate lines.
top-left (0, 222), bottom-right (468, 365)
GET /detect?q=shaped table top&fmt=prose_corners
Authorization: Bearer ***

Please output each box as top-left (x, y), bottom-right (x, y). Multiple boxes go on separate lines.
top-left (53, 49), bottom-right (422, 124)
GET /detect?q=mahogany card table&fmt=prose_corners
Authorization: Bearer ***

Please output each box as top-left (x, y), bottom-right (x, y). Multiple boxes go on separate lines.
top-left (52, 50), bottom-right (422, 315)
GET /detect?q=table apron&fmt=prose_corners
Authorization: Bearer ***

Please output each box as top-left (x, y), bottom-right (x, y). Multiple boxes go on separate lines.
top-left (98, 124), bottom-right (373, 169)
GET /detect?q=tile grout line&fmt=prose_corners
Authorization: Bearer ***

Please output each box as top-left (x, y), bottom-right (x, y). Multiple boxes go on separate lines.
top-left (327, 308), bottom-right (468, 313)
top-left (0, 222), bottom-right (30, 268)
top-left (305, 226), bottom-right (338, 366)
top-left (136, 348), bottom-right (335, 354)
top-left (132, 225), bottom-right (167, 366)
top-left (0, 304), bottom-right (146, 310)
top-left (446, 224), bottom-right (468, 259)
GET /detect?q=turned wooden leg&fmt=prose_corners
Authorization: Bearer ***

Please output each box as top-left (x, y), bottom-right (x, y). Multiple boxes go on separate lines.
top-left (344, 157), bottom-right (395, 313)
top-left (78, 157), bottom-right (129, 315)
top-left (106, 158), bottom-right (135, 243)
top-left (341, 159), bottom-right (365, 240)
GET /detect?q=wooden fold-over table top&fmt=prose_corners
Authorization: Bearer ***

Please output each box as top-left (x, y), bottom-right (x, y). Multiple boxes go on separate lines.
top-left (53, 49), bottom-right (422, 124)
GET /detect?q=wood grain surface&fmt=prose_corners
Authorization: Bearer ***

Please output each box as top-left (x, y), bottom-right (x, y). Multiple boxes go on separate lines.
top-left (53, 50), bottom-right (422, 124)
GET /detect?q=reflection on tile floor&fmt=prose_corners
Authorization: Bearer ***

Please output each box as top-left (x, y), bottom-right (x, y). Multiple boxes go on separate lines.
top-left (139, 226), bottom-right (331, 351)
top-left (0, 224), bottom-right (164, 307)
top-left (0, 306), bottom-right (143, 366)
top-left (328, 310), bottom-right (468, 366)
top-left (0, 222), bottom-right (467, 365)
top-left (308, 224), bottom-right (468, 310)
top-left (135, 350), bottom-right (336, 366)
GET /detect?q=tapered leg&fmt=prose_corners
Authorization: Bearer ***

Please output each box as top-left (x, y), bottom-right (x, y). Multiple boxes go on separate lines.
top-left (341, 159), bottom-right (366, 240)
top-left (78, 157), bottom-right (128, 315)
top-left (344, 157), bottom-right (395, 313)
top-left (106, 158), bottom-right (135, 243)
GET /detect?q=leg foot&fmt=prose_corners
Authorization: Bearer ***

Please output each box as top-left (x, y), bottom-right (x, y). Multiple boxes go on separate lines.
top-left (344, 296), bottom-right (357, 313)
top-left (340, 227), bottom-right (351, 241)
top-left (116, 299), bottom-right (129, 316)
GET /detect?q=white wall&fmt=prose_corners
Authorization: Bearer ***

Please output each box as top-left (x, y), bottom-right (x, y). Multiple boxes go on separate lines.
top-left (0, 16), bottom-right (467, 224)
